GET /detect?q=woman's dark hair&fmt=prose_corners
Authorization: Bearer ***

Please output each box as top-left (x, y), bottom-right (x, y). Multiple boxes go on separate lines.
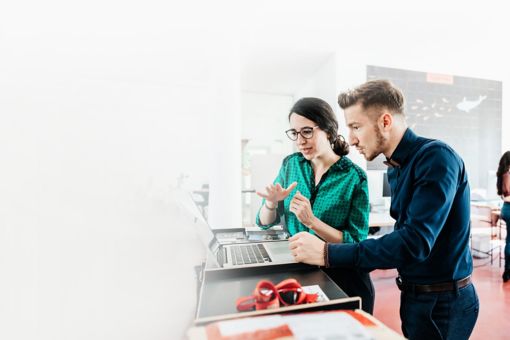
top-left (289, 97), bottom-right (349, 156)
top-left (497, 151), bottom-right (510, 196)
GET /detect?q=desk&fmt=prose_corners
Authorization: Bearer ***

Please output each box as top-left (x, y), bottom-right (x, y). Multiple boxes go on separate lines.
top-left (369, 212), bottom-right (395, 228)
top-left (189, 309), bottom-right (404, 339)
top-left (470, 202), bottom-right (505, 265)
top-left (191, 232), bottom-right (401, 338)
top-left (195, 263), bottom-right (360, 324)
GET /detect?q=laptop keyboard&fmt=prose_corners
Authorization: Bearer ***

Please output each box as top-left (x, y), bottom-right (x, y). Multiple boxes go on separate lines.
top-left (231, 244), bottom-right (271, 265)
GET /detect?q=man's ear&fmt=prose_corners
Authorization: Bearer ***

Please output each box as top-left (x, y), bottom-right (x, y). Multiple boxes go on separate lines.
top-left (380, 112), bottom-right (393, 130)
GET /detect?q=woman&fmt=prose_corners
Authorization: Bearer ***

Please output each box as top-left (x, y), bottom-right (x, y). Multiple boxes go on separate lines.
top-left (497, 151), bottom-right (510, 282)
top-left (255, 97), bottom-right (374, 313)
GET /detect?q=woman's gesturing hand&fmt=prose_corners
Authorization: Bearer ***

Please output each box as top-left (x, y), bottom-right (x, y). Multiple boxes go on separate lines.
top-left (290, 191), bottom-right (316, 227)
top-left (256, 182), bottom-right (298, 204)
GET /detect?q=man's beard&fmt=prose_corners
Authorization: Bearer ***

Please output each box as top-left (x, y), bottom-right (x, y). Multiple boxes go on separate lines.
top-left (365, 125), bottom-right (386, 161)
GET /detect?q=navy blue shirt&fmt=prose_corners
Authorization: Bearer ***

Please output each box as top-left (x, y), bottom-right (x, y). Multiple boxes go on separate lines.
top-left (328, 129), bottom-right (473, 284)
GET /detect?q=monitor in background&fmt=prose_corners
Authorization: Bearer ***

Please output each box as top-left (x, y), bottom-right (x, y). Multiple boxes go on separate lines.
top-left (382, 172), bottom-right (391, 197)
top-left (367, 170), bottom-right (390, 212)
top-left (366, 170), bottom-right (382, 205)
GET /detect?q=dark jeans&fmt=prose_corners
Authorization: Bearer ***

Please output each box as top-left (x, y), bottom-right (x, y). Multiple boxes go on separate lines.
top-left (400, 283), bottom-right (479, 340)
top-left (323, 268), bottom-right (375, 314)
top-left (501, 202), bottom-right (510, 270)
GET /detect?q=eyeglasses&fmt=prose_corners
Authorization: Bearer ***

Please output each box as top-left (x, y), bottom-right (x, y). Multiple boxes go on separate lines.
top-left (285, 126), bottom-right (319, 141)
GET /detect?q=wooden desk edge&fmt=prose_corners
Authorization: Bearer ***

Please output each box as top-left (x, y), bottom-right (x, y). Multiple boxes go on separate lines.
top-left (187, 308), bottom-right (405, 340)
top-left (194, 296), bottom-right (361, 325)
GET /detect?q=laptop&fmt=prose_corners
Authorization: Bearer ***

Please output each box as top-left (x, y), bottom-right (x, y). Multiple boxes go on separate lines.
top-left (182, 192), bottom-right (295, 268)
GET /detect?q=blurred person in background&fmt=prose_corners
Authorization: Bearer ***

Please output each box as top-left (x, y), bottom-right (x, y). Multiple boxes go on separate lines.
top-left (497, 151), bottom-right (510, 282)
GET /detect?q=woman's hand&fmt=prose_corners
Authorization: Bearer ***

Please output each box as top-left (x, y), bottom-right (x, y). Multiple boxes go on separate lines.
top-left (290, 191), bottom-right (316, 227)
top-left (256, 182), bottom-right (297, 205)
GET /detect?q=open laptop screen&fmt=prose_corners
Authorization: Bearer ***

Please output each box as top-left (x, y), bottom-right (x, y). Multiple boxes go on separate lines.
top-left (179, 191), bottom-right (222, 263)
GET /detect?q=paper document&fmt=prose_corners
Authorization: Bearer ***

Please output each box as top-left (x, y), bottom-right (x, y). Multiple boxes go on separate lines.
top-left (285, 312), bottom-right (373, 340)
top-left (215, 311), bottom-right (374, 340)
top-left (302, 284), bottom-right (329, 302)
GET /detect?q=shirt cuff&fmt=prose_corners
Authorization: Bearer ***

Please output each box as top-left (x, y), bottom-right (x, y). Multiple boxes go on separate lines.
top-left (255, 200), bottom-right (280, 229)
top-left (327, 243), bottom-right (358, 268)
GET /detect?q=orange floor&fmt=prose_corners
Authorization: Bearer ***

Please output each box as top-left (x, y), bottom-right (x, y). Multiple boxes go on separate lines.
top-left (372, 259), bottom-right (510, 339)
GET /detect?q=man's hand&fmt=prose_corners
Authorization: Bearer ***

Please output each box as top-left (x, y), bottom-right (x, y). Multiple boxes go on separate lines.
top-left (289, 232), bottom-right (325, 266)
top-left (290, 191), bottom-right (316, 227)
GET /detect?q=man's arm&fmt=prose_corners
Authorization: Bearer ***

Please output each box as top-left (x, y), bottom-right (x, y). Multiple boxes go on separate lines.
top-left (328, 145), bottom-right (461, 270)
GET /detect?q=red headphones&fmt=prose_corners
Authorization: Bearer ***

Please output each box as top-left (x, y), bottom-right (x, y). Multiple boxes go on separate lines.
top-left (236, 278), bottom-right (319, 311)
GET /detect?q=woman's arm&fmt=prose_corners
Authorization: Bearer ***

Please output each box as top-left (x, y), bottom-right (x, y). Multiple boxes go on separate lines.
top-left (290, 176), bottom-right (369, 244)
top-left (313, 179), bottom-right (369, 243)
top-left (256, 182), bottom-right (298, 228)
top-left (342, 179), bottom-right (370, 243)
top-left (307, 216), bottom-right (344, 243)
top-left (290, 191), bottom-right (343, 243)
top-left (258, 199), bottom-right (279, 226)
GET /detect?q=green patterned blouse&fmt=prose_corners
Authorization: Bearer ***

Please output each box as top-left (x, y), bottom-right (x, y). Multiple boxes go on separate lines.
top-left (255, 152), bottom-right (369, 243)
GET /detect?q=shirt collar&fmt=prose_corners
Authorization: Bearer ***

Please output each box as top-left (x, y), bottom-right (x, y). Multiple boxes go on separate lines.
top-left (385, 128), bottom-right (418, 168)
top-left (298, 153), bottom-right (350, 172)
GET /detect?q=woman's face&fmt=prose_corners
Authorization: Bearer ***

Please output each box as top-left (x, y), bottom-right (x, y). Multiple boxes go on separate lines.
top-left (289, 113), bottom-right (331, 161)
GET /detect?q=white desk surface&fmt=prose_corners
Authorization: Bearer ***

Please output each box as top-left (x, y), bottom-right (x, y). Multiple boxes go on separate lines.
top-left (369, 212), bottom-right (395, 228)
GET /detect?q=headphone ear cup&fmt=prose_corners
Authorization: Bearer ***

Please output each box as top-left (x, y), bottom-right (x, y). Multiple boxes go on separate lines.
top-left (254, 280), bottom-right (279, 310)
top-left (236, 278), bottom-right (318, 311)
top-left (279, 291), bottom-right (298, 305)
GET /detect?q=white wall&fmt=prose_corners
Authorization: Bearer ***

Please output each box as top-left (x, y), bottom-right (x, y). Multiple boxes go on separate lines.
top-left (335, 54), bottom-right (370, 169)
top-left (207, 32), bottom-right (243, 230)
top-left (242, 92), bottom-right (294, 144)
top-left (294, 54), bottom-right (338, 109)
top-left (241, 92), bottom-right (293, 224)
top-left (0, 2), bottom-right (229, 339)
top-left (294, 54), bottom-right (339, 142)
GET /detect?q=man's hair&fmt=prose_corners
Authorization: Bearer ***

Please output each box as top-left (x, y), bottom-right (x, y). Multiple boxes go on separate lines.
top-left (338, 79), bottom-right (405, 116)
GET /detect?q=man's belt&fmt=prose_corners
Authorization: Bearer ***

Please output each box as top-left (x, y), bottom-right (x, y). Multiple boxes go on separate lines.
top-left (396, 275), bottom-right (471, 293)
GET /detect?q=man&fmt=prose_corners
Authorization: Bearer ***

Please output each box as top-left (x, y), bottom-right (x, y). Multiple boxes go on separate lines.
top-left (289, 80), bottom-right (479, 339)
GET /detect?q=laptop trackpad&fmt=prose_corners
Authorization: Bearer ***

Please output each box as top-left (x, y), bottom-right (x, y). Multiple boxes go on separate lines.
top-left (265, 242), bottom-right (295, 262)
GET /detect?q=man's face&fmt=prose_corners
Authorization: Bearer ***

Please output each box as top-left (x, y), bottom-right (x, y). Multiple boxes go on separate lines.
top-left (343, 103), bottom-right (387, 161)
